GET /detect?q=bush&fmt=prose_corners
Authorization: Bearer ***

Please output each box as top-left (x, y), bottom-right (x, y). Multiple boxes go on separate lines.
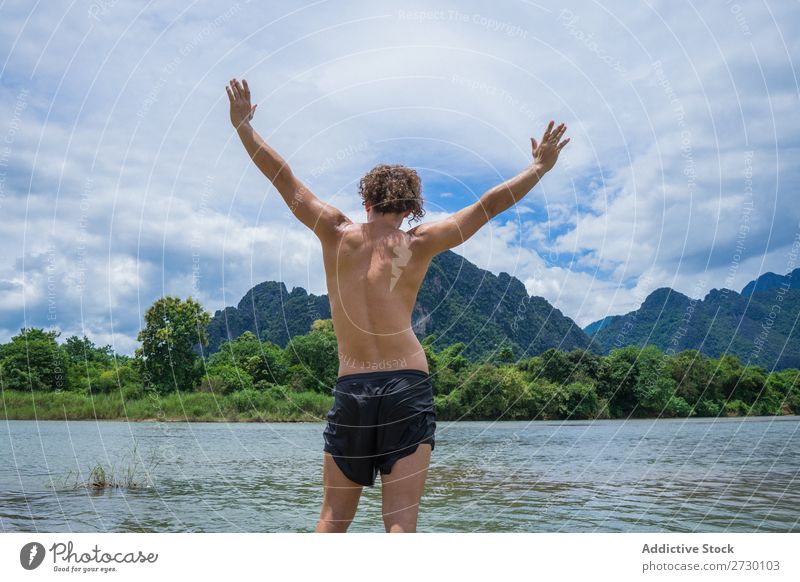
top-left (93, 370), bottom-right (119, 393)
top-left (207, 332), bottom-right (289, 385)
top-left (456, 365), bottom-right (530, 419)
top-left (283, 320), bottom-right (338, 392)
top-left (256, 382), bottom-right (290, 401)
top-left (0, 328), bottom-right (69, 391)
top-left (431, 366), bottom-right (463, 396)
top-left (636, 373), bottom-right (681, 416)
top-left (594, 397), bottom-right (612, 419)
top-left (692, 399), bottom-right (722, 417)
top-left (663, 395), bottom-right (693, 417)
top-left (198, 375), bottom-right (227, 394)
top-left (202, 364), bottom-right (254, 394)
top-left (90, 364), bottom-right (139, 394)
top-left (724, 399), bottom-right (750, 417)
top-left (563, 382), bottom-right (601, 419)
top-left (537, 348), bottom-right (574, 384)
top-left (121, 382), bottom-right (145, 400)
top-left (762, 369), bottom-right (800, 414)
top-left (434, 392), bottom-right (465, 420)
top-left (597, 346), bottom-right (643, 415)
top-left (528, 380), bottom-right (563, 419)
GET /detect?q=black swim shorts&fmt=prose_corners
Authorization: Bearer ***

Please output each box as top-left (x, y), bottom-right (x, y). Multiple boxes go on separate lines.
top-left (322, 369), bottom-right (436, 487)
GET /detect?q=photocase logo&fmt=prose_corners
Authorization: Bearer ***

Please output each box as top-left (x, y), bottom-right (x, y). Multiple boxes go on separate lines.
top-left (20, 542), bottom-right (46, 570)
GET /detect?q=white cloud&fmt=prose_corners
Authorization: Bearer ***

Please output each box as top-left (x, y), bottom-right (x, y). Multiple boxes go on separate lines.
top-left (0, 0), bottom-right (797, 351)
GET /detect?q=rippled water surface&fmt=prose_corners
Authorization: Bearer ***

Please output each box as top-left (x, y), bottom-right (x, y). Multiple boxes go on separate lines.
top-left (2, 417), bottom-right (798, 532)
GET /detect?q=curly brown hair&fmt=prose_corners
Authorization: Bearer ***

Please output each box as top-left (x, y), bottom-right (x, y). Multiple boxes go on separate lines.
top-left (358, 164), bottom-right (425, 222)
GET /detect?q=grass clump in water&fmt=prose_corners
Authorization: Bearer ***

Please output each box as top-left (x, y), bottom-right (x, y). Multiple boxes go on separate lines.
top-left (53, 440), bottom-right (160, 491)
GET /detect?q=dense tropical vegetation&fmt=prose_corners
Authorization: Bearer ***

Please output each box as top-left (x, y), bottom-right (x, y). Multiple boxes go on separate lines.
top-left (2, 296), bottom-right (798, 422)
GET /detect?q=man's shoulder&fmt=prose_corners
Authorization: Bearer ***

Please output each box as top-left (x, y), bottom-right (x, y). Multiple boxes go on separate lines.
top-left (404, 223), bottom-right (438, 255)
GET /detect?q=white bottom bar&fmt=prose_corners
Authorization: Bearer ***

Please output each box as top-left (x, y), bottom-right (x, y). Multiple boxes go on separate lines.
top-left (2, 532), bottom-right (797, 581)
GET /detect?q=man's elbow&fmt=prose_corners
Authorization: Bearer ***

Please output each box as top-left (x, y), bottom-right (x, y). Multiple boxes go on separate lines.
top-left (480, 197), bottom-right (504, 220)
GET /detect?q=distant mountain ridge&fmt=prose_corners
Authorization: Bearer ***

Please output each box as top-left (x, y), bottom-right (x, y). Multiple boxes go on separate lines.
top-left (741, 268), bottom-right (800, 296)
top-left (584, 268), bottom-right (800, 369)
top-left (205, 250), bottom-right (591, 360)
top-left (206, 256), bottom-right (800, 369)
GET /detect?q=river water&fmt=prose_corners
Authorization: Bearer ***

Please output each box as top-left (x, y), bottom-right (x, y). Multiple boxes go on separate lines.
top-left (1, 417), bottom-right (798, 532)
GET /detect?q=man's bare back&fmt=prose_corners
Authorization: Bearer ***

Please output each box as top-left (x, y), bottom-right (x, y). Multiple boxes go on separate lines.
top-left (324, 221), bottom-right (432, 376)
top-left (227, 77), bottom-right (569, 532)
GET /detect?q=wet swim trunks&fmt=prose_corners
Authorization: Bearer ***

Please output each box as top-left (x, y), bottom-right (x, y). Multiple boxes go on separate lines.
top-left (322, 369), bottom-right (436, 487)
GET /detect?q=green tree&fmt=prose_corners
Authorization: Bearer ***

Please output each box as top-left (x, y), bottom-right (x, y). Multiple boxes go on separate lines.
top-left (636, 373), bottom-right (691, 417)
top-left (206, 331), bottom-right (288, 385)
top-left (527, 380), bottom-right (601, 420)
top-left (537, 347), bottom-right (574, 384)
top-left (563, 381), bottom-right (601, 419)
top-left (207, 331), bottom-right (262, 366)
top-left (762, 369), bottom-right (800, 414)
top-left (708, 354), bottom-right (745, 401)
top-left (438, 342), bottom-right (469, 373)
top-left (199, 363), bottom-right (254, 394)
top-left (428, 342), bottom-right (468, 396)
top-left (631, 345), bottom-right (688, 416)
top-left (735, 365), bottom-right (767, 403)
top-left (245, 342), bottom-right (289, 386)
top-left (493, 343), bottom-right (516, 365)
top-left (135, 296), bottom-right (210, 392)
top-left (597, 346), bottom-right (642, 415)
top-left (566, 348), bottom-right (602, 383)
top-left (0, 328), bottom-right (69, 391)
top-left (62, 335), bottom-right (121, 395)
top-left (528, 380), bottom-right (563, 419)
top-left (457, 365), bottom-right (530, 419)
top-left (515, 354), bottom-right (542, 377)
top-left (62, 335), bottom-right (113, 367)
top-left (667, 349), bottom-right (711, 405)
top-left (92, 362), bottom-right (140, 394)
top-left (284, 319), bottom-right (338, 392)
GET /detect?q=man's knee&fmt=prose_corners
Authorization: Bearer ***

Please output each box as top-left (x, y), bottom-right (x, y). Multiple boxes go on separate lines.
top-left (383, 506), bottom-right (418, 533)
top-left (383, 518), bottom-right (416, 533)
top-left (316, 514), bottom-right (354, 533)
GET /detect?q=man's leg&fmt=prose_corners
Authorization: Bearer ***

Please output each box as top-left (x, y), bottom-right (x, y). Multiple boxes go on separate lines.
top-left (380, 443), bottom-right (432, 533)
top-left (315, 453), bottom-right (363, 533)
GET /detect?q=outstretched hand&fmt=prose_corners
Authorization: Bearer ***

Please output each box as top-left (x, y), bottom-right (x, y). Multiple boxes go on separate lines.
top-left (531, 121), bottom-right (570, 173)
top-left (226, 78), bottom-right (257, 129)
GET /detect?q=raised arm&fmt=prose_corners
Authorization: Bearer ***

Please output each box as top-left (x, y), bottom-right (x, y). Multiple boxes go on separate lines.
top-left (409, 121), bottom-right (569, 255)
top-left (227, 78), bottom-right (351, 241)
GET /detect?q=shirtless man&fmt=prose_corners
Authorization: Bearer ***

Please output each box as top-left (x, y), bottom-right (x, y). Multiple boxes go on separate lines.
top-left (227, 78), bottom-right (569, 533)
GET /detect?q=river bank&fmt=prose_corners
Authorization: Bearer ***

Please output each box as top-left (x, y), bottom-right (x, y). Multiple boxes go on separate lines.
top-left (2, 389), bottom-right (795, 423)
top-left (0, 389), bottom-right (332, 422)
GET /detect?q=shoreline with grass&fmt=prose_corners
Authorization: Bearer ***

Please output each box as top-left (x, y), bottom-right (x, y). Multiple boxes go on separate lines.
top-left (4, 315), bottom-right (800, 425)
top-left (4, 388), bottom-right (798, 423)
top-left (1, 389), bottom-right (333, 423)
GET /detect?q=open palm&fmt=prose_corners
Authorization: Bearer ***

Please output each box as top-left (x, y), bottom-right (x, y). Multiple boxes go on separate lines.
top-left (531, 121), bottom-right (569, 173)
top-left (226, 78), bottom-right (257, 129)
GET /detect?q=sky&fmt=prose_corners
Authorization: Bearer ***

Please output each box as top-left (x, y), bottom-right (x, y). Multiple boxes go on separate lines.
top-left (0, 0), bottom-right (798, 355)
